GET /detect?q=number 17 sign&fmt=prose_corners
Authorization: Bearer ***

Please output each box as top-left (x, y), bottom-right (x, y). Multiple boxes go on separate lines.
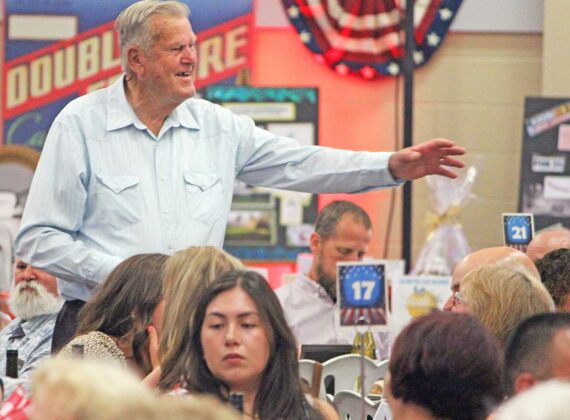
top-left (337, 261), bottom-right (388, 332)
top-left (502, 213), bottom-right (535, 252)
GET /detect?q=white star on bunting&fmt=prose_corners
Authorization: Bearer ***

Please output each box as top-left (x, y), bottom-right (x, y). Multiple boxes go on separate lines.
top-left (387, 62), bottom-right (400, 75)
top-left (288, 5), bottom-right (300, 19)
top-left (427, 32), bottom-right (441, 47)
top-left (413, 51), bottom-right (424, 64)
top-left (300, 31), bottom-right (311, 43)
top-left (439, 8), bottom-right (453, 20)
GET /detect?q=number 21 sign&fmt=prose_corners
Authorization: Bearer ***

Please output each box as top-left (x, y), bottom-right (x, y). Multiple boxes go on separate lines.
top-left (502, 213), bottom-right (535, 252)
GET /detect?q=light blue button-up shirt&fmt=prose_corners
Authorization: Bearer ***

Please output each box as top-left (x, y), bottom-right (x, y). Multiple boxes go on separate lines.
top-left (16, 76), bottom-right (402, 301)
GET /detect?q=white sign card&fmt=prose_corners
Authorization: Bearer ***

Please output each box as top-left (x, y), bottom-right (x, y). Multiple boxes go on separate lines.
top-left (391, 275), bottom-right (451, 335)
top-left (337, 261), bottom-right (388, 333)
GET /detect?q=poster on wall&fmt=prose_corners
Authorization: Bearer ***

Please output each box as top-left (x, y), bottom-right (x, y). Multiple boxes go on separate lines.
top-left (1, 0), bottom-right (253, 148)
top-left (518, 97), bottom-right (570, 230)
top-left (202, 85), bottom-right (319, 261)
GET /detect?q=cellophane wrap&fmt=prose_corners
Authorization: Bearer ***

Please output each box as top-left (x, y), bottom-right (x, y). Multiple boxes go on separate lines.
top-left (412, 166), bottom-right (478, 275)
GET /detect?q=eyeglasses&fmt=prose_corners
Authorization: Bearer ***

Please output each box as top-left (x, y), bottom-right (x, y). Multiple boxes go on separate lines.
top-left (453, 291), bottom-right (464, 306)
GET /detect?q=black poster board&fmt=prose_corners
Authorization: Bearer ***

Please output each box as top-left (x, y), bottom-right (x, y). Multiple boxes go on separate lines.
top-left (518, 97), bottom-right (570, 230)
top-left (202, 86), bottom-right (319, 261)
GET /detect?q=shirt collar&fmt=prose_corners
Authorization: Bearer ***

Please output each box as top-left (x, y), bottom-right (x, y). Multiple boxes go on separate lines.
top-left (106, 74), bottom-right (201, 132)
top-left (297, 273), bottom-right (334, 303)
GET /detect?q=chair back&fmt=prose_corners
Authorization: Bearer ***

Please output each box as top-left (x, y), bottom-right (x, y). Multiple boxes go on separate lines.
top-left (372, 400), bottom-right (393, 420)
top-left (333, 390), bottom-right (379, 420)
top-left (320, 354), bottom-right (388, 400)
top-left (298, 359), bottom-right (323, 399)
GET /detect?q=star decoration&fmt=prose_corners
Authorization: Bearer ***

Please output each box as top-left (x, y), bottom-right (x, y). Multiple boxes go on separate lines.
top-left (427, 32), bottom-right (441, 47)
top-left (287, 5), bottom-right (300, 19)
top-left (360, 66), bottom-right (376, 79)
top-left (335, 64), bottom-right (349, 76)
top-left (387, 62), bottom-right (400, 75)
top-left (300, 31), bottom-right (312, 43)
top-left (413, 51), bottom-right (424, 64)
top-left (439, 8), bottom-right (453, 20)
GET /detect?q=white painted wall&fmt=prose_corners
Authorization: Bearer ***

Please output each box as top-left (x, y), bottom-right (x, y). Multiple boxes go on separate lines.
top-left (256, 0), bottom-right (544, 33)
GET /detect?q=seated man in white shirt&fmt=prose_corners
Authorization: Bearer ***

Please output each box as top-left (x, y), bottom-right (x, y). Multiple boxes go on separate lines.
top-left (276, 201), bottom-right (377, 348)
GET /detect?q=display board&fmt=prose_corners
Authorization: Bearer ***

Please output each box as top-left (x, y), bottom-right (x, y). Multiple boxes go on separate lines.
top-left (1, 0), bottom-right (253, 148)
top-left (519, 97), bottom-right (570, 230)
top-left (202, 86), bottom-right (319, 261)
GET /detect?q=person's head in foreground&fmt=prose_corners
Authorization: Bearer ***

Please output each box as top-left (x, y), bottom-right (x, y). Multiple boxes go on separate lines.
top-left (535, 248), bottom-right (570, 311)
top-left (67, 253), bottom-right (168, 374)
top-left (9, 259), bottom-right (62, 320)
top-left (495, 380), bottom-right (570, 420)
top-left (526, 227), bottom-right (570, 262)
top-left (184, 270), bottom-right (328, 419)
top-left (158, 246), bottom-right (244, 390)
top-left (453, 264), bottom-right (555, 345)
top-left (386, 311), bottom-right (504, 420)
top-left (504, 312), bottom-right (570, 396)
top-left (31, 358), bottom-right (158, 420)
top-left (444, 246), bottom-right (539, 311)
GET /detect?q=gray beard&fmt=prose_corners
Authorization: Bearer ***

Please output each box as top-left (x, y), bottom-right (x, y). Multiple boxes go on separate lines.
top-left (8, 281), bottom-right (63, 320)
top-left (316, 264), bottom-right (337, 303)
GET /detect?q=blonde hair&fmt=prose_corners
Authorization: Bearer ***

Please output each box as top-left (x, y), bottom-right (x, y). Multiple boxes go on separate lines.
top-left (31, 358), bottom-right (157, 420)
top-left (114, 0), bottom-right (190, 73)
top-left (158, 246), bottom-right (244, 389)
top-left (461, 264), bottom-right (555, 345)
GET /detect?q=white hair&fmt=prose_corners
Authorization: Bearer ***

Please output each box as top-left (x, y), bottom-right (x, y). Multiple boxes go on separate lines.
top-left (9, 280), bottom-right (63, 320)
top-left (495, 380), bottom-right (570, 420)
top-left (114, 0), bottom-right (190, 74)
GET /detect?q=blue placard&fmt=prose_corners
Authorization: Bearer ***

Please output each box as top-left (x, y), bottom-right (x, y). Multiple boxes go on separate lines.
top-left (503, 213), bottom-right (534, 246)
top-left (337, 262), bottom-right (387, 330)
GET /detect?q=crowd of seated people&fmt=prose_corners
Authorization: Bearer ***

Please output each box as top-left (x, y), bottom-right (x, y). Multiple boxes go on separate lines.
top-left (2, 213), bottom-right (570, 418)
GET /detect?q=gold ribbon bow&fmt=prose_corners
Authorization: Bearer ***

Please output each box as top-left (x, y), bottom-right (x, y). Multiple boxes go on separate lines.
top-left (424, 204), bottom-right (462, 240)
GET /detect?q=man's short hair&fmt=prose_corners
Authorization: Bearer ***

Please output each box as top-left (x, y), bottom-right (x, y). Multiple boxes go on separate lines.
top-left (535, 248), bottom-right (570, 309)
top-left (314, 201), bottom-right (371, 240)
top-left (504, 312), bottom-right (570, 396)
top-left (114, 0), bottom-right (190, 73)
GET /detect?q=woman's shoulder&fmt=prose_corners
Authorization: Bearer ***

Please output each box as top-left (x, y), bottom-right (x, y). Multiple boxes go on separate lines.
top-left (59, 331), bottom-right (127, 367)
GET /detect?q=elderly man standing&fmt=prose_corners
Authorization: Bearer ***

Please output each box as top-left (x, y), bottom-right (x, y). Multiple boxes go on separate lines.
top-left (0, 260), bottom-right (62, 399)
top-left (15, 0), bottom-right (465, 351)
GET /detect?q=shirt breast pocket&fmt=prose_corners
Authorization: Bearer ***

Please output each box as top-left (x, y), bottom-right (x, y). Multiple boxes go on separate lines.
top-left (94, 174), bottom-right (142, 231)
top-left (183, 171), bottom-right (224, 225)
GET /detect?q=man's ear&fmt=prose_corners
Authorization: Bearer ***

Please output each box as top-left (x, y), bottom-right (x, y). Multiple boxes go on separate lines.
top-left (309, 232), bottom-right (321, 254)
top-left (127, 46), bottom-right (145, 76)
top-left (513, 372), bottom-right (538, 395)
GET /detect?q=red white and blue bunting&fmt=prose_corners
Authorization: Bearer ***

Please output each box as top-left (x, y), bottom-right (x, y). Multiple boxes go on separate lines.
top-left (281, 0), bottom-right (463, 79)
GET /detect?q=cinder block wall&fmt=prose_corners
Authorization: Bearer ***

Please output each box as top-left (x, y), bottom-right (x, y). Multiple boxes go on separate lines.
top-left (409, 33), bottom-right (543, 262)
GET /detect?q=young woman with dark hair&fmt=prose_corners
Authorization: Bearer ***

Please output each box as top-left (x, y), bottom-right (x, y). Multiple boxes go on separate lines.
top-left (184, 270), bottom-right (336, 420)
top-left (386, 311), bottom-right (504, 420)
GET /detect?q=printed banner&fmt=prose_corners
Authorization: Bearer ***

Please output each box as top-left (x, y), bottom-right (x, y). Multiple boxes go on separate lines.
top-left (1, 0), bottom-right (253, 148)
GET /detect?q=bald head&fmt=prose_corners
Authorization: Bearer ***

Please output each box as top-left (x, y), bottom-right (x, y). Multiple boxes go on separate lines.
top-left (443, 246), bottom-right (539, 311)
top-left (527, 229), bottom-right (570, 262)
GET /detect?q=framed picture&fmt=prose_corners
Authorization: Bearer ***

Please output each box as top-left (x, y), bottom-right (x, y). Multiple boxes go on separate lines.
top-left (224, 209), bottom-right (277, 246)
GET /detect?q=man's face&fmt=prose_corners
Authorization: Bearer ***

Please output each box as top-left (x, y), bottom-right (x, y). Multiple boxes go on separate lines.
top-left (14, 260), bottom-right (58, 296)
top-left (10, 260), bottom-right (61, 320)
top-left (136, 16), bottom-right (197, 108)
top-left (311, 215), bottom-right (371, 301)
